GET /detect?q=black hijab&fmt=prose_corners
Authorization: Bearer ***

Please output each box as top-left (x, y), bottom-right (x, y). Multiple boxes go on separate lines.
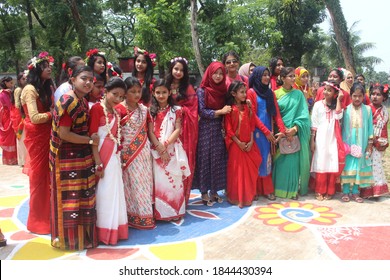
top-left (249, 66), bottom-right (276, 116)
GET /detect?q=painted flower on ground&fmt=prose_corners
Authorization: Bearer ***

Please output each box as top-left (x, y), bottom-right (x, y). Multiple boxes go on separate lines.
top-left (254, 202), bottom-right (342, 233)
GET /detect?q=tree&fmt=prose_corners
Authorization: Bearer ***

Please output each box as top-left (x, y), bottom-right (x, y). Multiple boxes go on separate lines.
top-left (268, 0), bottom-right (326, 66)
top-left (0, 1), bottom-right (26, 73)
top-left (190, 0), bottom-right (204, 75)
top-left (323, 0), bottom-right (355, 75)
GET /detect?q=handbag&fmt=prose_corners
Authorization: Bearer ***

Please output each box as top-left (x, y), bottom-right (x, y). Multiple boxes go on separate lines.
top-left (279, 136), bottom-right (301, 154)
top-left (350, 144), bottom-right (362, 158)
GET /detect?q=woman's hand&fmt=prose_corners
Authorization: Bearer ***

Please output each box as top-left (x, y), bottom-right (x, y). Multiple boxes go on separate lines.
top-left (244, 140), bottom-right (253, 152)
top-left (220, 105), bottom-right (232, 115)
top-left (91, 133), bottom-right (99, 146)
top-left (274, 132), bottom-right (285, 143)
top-left (265, 133), bottom-right (276, 144)
top-left (155, 141), bottom-right (166, 154)
top-left (160, 150), bottom-right (170, 163)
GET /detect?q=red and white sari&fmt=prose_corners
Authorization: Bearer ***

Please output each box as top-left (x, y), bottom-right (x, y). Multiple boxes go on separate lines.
top-left (117, 103), bottom-right (155, 229)
top-left (151, 106), bottom-right (190, 221)
top-left (89, 103), bottom-right (128, 244)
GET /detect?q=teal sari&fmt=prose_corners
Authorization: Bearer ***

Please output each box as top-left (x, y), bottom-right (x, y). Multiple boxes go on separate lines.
top-left (273, 87), bottom-right (311, 198)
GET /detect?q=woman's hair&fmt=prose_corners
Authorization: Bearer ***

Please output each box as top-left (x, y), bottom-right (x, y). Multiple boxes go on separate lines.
top-left (26, 60), bottom-right (54, 111)
top-left (226, 80), bottom-right (246, 105)
top-left (269, 57), bottom-right (284, 76)
top-left (369, 83), bottom-right (389, 101)
top-left (354, 73), bottom-right (366, 82)
top-left (107, 62), bottom-right (123, 78)
top-left (68, 65), bottom-right (93, 85)
top-left (276, 66), bottom-right (295, 86)
top-left (329, 68), bottom-right (344, 81)
top-left (150, 79), bottom-right (175, 117)
top-left (221, 50), bottom-right (240, 65)
top-left (132, 53), bottom-right (154, 104)
top-left (350, 81), bottom-right (365, 96)
top-left (87, 53), bottom-right (107, 84)
top-left (16, 72), bottom-right (25, 88)
top-left (58, 56), bottom-right (84, 84)
top-left (165, 58), bottom-right (189, 102)
top-left (0, 76), bottom-right (13, 89)
top-left (124, 76), bottom-right (142, 91)
top-left (104, 76), bottom-right (127, 92)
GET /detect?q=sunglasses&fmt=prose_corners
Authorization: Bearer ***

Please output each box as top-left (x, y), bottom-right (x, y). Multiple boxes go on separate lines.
top-left (225, 59), bottom-right (238, 65)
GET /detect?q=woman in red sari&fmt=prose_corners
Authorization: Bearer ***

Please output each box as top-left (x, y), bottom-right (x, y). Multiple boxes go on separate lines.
top-left (0, 76), bottom-right (17, 165)
top-left (166, 57), bottom-right (198, 204)
top-left (21, 52), bottom-right (55, 234)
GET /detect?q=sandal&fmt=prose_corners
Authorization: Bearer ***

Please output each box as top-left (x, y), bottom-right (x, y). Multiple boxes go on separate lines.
top-left (324, 194), bottom-right (333, 200)
top-left (351, 194), bottom-right (364, 203)
top-left (0, 229), bottom-right (6, 247)
top-left (341, 194), bottom-right (350, 202)
top-left (211, 193), bottom-right (223, 203)
top-left (266, 193), bottom-right (276, 201)
top-left (315, 193), bottom-right (324, 201)
top-left (201, 194), bottom-right (214, 207)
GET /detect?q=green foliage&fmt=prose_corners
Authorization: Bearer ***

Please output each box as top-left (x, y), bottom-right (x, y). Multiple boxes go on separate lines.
top-left (267, 0), bottom-right (326, 66)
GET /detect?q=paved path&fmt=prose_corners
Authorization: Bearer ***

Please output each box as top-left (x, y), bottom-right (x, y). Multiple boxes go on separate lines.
top-left (1, 150), bottom-right (390, 261)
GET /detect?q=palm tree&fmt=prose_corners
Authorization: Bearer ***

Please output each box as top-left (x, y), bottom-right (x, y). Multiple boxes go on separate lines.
top-left (325, 20), bottom-right (382, 74)
top-left (323, 0), bottom-right (355, 75)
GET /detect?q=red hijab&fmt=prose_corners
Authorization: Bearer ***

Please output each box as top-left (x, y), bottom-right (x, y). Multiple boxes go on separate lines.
top-left (200, 61), bottom-right (227, 110)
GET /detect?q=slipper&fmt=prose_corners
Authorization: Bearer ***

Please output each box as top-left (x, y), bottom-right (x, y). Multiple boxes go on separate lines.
top-left (324, 194), bottom-right (333, 200)
top-left (341, 194), bottom-right (350, 202)
top-left (351, 194), bottom-right (364, 203)
top-left (315, 193), bottom-right (324, 201)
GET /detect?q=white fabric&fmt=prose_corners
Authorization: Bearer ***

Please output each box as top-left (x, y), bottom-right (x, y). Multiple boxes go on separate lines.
top-left (151, 106), bottom-right (190, 220)
top-left (54, 82), bottom-right (72, 104)
top-left (310, 100), bottom-right (343, 173)
top-left (17, 129), bottom-right (27, 166)
top-left (96, 115), bottom-right (128, 233)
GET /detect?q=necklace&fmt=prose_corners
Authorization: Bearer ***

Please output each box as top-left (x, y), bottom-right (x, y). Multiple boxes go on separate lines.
top-left (158, 105), bottom-right (169, 112)
top-left (101, 99), bottom-right (122, 152)
top-left (125, 102), bottom-right (142, 129)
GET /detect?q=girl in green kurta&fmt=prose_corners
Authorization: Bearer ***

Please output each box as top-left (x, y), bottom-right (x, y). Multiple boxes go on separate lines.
top-left (273, 67), bottom-right (311, 199)
top-left (340, 82), bottom-right (374, 203)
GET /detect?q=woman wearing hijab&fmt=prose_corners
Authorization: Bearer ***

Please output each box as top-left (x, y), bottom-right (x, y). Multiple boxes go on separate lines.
top-left (293, 66), bottom-right (314, 112)
top-left (238, 62), bottom-right (256, 79)
top-left (247, 66), bottom-right (286, 200)
top-left (192, 62), bottom-right (231, 206)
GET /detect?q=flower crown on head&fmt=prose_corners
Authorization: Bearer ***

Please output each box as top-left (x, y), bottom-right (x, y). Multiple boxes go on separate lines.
top-left (27, 51), bottom-right (54, 71)
top-left (373, 82), bottom-right (389, 93)
top-left (170, 57), bottom-right (188, 65)
top-left (85, 48), bottom-right (105, 63)
top-left (323, 81), bottom-right (340, 92)
top-left (134, 46), bottom-right (157, 67)
top-left (107, 62), bottom-right (123, 78)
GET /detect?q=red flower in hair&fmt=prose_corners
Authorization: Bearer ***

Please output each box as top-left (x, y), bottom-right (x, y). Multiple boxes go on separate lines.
top-left (28, 64), bottom-right (34, 70)
top-left (38, 51), bottom-right (49, 59)
top-left (86, 48), bottom-right (99, 57)
top-left (384, 84), bottom-right (389, 93)
top-left (62, 62), bottom-right (66, 70)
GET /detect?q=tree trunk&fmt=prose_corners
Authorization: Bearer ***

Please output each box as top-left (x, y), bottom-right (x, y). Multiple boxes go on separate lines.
top-left (190, 0), bottom-right (204, 76)
top-left (25, 0), bottom-right (36, 54)
top-left (323, 0), bottom-right (356, 76)
top-left (67, 0), bottom-right (87, 52)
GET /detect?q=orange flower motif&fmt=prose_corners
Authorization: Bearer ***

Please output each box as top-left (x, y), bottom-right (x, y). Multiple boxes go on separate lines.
top-left (254, 202), bottom-right (342, 233)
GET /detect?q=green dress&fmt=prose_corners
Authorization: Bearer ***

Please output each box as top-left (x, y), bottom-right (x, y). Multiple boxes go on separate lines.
top-left (340, 104), bottom-right (374, 187)
top-left (273, 87), bottom-right (311, 198)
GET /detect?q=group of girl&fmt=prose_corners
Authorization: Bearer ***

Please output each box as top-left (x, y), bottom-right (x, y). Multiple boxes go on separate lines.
top-left (0, 47), bottom-right (388, 251)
